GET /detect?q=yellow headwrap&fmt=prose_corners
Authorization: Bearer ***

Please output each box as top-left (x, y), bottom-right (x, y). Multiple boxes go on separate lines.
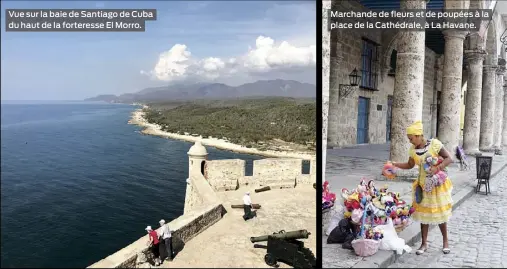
top-left (406, 121), bottom-right (424, 136)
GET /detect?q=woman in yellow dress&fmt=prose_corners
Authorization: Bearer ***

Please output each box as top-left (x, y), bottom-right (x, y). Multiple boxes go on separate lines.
top-left (391, 121), bottom-right (453, 255)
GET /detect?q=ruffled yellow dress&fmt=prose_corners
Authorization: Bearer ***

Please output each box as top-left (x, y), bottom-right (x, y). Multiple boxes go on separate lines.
top-left (409, 138), bottom-right (453, 225)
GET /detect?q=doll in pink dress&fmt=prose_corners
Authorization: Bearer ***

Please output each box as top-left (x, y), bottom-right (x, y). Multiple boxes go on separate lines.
top-left (323, 181), bottom-right (337, 203)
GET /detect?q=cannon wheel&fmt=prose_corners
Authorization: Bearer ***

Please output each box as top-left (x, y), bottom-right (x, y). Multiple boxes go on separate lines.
top-left (300, 248), bottom-right (317, 269)
top-left (264, 253), bottom-right (278, 267)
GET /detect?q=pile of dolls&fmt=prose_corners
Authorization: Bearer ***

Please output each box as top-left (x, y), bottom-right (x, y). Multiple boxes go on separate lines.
top-left (423, 156), bottom-right (448, 192)
top-left (322, 181), bottom-right (337, 211)
top-left (341, 179), bottom-right (415, 231)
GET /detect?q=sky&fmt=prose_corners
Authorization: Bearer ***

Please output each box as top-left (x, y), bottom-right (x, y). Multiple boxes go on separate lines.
top-left (0, 1), bottom-right (316, 100)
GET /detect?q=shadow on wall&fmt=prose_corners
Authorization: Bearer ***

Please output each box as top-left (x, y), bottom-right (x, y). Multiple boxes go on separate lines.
top-left (172, 236), bottom-right (185, 258)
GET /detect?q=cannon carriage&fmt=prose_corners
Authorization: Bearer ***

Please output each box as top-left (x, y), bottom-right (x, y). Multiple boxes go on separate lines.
top-left (250, 229), bottom-right (316, 269)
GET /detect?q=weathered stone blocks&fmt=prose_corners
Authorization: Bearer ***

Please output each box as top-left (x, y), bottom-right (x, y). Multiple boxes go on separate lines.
top-left (253, 158), bottom-right (302, 186)
top-left (480, 65), bottom-right (498, 151)
top-left (463, 50), bottom-right (486, 155)
top-left (438, 30), bottom-right (467, 153)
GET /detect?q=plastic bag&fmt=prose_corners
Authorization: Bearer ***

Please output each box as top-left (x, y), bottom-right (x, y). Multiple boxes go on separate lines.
top-left (325, 208), bottom-right (343, 235)
top-left (376, 218), bottom-right (412, 255)
top-left (326, 206), bottom-right (344, 236)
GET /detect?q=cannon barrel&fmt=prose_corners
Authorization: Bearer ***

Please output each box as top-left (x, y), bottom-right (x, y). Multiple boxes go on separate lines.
top-left (250, 229), bottom-right (311, 243)
top-left (231, 204), bottom-right (261, 209)
top-left (255, 186), bottom-right (271, 193)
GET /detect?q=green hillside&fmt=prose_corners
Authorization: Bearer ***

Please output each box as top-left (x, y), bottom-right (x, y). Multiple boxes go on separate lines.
top-left (143, 97), bottom-right (316, 151)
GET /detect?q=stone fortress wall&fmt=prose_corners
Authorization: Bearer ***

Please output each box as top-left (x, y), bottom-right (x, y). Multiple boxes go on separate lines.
top-left (205, 158), bottom-right (317, 192)
top-left (89, 141), bottom-right (316, 268)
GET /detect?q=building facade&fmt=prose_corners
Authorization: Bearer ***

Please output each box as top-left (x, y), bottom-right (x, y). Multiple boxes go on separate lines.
top-left (325, 0), bottom-right (507, 163)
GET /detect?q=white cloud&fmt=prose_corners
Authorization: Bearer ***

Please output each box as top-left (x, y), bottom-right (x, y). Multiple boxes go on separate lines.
top-left (141, 36), bottom-right (316, 83)
top-left (243, 36), bottom-right (316, 72)
top-left (141, 44), bottom-right (191, 81)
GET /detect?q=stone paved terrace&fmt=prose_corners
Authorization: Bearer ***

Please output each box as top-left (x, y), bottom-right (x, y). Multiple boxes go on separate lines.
top-left (322, 143), bottom-right (507, 268)
top-left (160, 185), bottom-right (316, 268)
top-left (388, 168), bottom-right (507, 268)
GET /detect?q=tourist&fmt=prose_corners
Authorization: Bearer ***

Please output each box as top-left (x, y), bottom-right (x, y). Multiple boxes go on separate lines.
top-left (390, 121), bottom-right (453, 255)
top-left (145, 226), bottom-right (161, 266)
top-left (158, 219), bottom-right (173, 261)
top-left (243, 192), bottom-right (255, 221)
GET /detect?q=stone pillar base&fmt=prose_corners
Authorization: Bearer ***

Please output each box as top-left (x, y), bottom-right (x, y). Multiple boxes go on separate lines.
top-left (479, 147), bottom-right (496, 153)
top-left (465, 150), bottom-right (483, 157)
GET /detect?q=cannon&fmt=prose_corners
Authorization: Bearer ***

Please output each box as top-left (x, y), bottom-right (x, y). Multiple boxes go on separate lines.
top-left (250, 230), bottom-right (316, 269)
top-left (255, 186), bottom-right (271, 193)
top-left (231, 204), bottom-right (261, 209)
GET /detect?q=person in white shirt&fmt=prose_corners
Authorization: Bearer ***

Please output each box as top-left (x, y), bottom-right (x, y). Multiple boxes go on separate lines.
top-left (243, 192), bottom-right (255, 221)
top-left (158, 219), bottom-right (173, 261)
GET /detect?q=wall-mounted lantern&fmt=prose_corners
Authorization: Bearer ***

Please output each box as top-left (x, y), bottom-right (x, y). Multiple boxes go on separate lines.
top-left (339, 68), bottom-right (361, 99)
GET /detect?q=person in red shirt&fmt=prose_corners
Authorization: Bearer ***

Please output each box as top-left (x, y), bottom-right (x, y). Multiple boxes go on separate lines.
top-left (145, 226), bottom-right (161, 266)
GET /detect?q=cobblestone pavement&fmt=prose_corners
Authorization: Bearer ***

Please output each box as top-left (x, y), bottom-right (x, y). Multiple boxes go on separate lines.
top-left (388, 168), bottom-right (507, 268)
top-left (323, 143), bottom-right (507, 268)
top-left (160, 186), bottom-right (316, 268)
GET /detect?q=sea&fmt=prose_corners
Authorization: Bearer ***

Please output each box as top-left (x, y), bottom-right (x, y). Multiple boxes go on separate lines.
top-left (0, 101), bottom-right (262, 268)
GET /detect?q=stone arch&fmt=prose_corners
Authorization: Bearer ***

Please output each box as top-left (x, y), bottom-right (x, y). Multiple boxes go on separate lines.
top-left (485, 18), bottom-right (498, 65)
top-left (381, 31), bottom-right (401, 81)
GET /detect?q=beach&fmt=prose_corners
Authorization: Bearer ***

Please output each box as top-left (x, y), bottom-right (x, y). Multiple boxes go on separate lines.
top-left (128, 106), bottom-right (316, 160)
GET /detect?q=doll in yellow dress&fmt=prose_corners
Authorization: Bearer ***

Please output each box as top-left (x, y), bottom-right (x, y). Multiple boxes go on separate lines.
top-left (391, 121), bottom-right (453, 255)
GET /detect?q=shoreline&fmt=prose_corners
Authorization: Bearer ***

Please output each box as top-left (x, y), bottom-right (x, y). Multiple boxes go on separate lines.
top-left (128, 106), bottom-right (316, 160)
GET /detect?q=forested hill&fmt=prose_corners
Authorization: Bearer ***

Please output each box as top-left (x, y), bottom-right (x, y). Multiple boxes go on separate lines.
top-left (143, 97), bottom-right (316, 151)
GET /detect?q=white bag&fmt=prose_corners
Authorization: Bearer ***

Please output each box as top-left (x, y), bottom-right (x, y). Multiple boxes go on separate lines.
top-left (325, 207), bottom-right (344, 236)
top-left (376, 218), bottom-right (412, 255)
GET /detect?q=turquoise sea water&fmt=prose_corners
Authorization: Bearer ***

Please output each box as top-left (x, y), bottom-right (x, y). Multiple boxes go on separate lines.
top-left (0, 102), bottom-right (261, 268)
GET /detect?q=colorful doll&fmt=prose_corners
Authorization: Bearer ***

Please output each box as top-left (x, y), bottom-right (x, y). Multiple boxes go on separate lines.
top-left (382, 162), bottom-right (397, 179)
top-left (367, 180), bottom-right (377, 197)
top-left (357, 179), bottom-right (368, 193)
top-left (323, 181), bottom-right (337, 202)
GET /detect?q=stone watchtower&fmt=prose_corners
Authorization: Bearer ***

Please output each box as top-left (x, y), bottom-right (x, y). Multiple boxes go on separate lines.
top-left (184, 141), bottom-right (208, 214)
top-left (187, 140), bottom-right (208, 177)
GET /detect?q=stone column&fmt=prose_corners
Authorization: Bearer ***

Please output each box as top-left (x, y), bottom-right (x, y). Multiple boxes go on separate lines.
top-left (431, 56), bottom-right (443, 138)
top-left (479, 65), bottom-right (497, 151)
top-left (437, 30), bottom-right (468, 153)
top-left (322, 0), bottom-right (331, 180)
top-left (389, 0), bottom-right (426, 162)
top-left (462, 50), bottom-right (486, 155)
top-left (327, 41), bottom-right (341, 148)
top-left (493, 65), bottom-right (506, 154)
top-left (503, 86), bottom-right (507, 147)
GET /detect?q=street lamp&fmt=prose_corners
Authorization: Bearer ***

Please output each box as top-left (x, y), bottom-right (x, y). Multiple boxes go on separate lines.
top-left (339, 68), bottom-right (361, 99)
